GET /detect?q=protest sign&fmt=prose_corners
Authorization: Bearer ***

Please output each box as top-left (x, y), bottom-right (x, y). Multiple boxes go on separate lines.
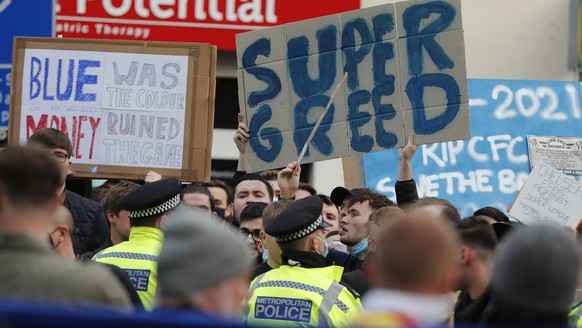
top-left (361, 79), bottom-right (582, 217)
top-left (236, 0), bottom-right (469, 172)
top-left (508, 162), bottom-right (582, 228)
top-left (9, 37), bottom-right (216, 181)
top-left (527, 136), bottom-right (582, 176)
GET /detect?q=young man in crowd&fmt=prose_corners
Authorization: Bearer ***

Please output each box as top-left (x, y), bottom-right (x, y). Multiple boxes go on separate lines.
top-left (239, 202), bottom-right (268, 265)
top-left (339, 189), bottom-right (395, 260)
top-left (78, 181), bottom-right (140, 261)
top-left (94, 178), bottom-right (182, 311)
top-left (181, 183), bottom-right (216, 216)
top-left (232, 174), bottom-right (273, 225)
top-left (454, 216), bottom-right (498, 324)
top-left (203, 180), bottom-right (234, 221)
top-left (157, 207), bottom-right (252, 320)
top-left (0, 146), bottom-right (131, 308)
top-left (250, 199), bottom-right (294, 279)
top-left (28, 128), bottom-right (109, 256)
top-left (319, 194), bottom-right (340, 232)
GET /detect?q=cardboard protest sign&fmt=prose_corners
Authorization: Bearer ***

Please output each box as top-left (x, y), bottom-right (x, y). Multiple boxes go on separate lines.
top-left (236, 0), bottom-right (469, 172)
top-left (9, 37), bottom-right (216, 181)
top-left (509, 162), bottom-right (582, 228)
top-left (528, 136), bottom-right (582, 176)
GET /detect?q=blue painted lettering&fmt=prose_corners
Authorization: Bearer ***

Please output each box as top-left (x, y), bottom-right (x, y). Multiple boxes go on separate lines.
top-left (288, 25), bottom-right (337, 98)
top-left (407, 74), bottom-right (460, 134)
top-left (402, 1), bottom-right (456, 75)
top-left (249, 105), bottom-right (282, 162)
top-left (348, 90), bottom-right (373, 152)
top-left (294, 96), bottom-right (335, 156)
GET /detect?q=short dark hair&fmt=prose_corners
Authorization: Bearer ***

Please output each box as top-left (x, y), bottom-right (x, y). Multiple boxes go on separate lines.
top-left (259, 170), bottom-right (279, 181)
top-left (240, 202), bottom-right (268, 223)
top-left (101, 181), bottom-right (140, 216)
top-left (181, 183), bottom-right (215, 211)
top-left (130, 214), bottom-right (162, 228)
top-left (262, 199), bottom-right (294, 227)
top-left (457, 216), bottom-right (497, 259)
top-left (349, 189), bottom-right (395, 210)
top-left (474, 206), bottom-right (510, 223)
top-left (318, 194), bottom-right (335, 207)
top-left (413, 197), bottom-right (461, 224)
top-left (298, 182), bottom-right (317, 196)
top-left (203, 180), bottom-right (233, 205)
top-left (234, 173), bottom-right (274, 201)
top-left (0, 146), bottom-right (62, 207)
top-left (28, 128), bottom-right (73, 157)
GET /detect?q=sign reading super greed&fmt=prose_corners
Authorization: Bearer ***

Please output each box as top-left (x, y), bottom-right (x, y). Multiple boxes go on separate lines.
top-left (236, 0), bottom-right (469, 172)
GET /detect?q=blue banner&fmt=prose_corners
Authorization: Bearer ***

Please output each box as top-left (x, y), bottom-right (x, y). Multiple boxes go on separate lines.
top-left (362, 79), bottom-right (582, 217)
top-left (0, 0), bottom-right (54, 131)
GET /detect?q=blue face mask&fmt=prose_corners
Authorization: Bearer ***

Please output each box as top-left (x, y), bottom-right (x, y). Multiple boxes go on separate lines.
top-left (316, 236), bottom-right (329, 258)
top-left (351, 237), bottom-right (369, 257)
top-left (262, 249), bottom-right (270, 262)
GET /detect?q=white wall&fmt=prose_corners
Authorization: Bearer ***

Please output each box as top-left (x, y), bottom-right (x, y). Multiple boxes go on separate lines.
top-left (216, 0), bottom-right (579, 194)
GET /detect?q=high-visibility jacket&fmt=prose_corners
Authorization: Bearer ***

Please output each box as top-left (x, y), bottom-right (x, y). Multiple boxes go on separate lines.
top-left (93, 226), bottom-right (162, 311)
top-left (242, 264), bottom-right (362, 327)
top-left (569, 303), bottom-right (582, 327)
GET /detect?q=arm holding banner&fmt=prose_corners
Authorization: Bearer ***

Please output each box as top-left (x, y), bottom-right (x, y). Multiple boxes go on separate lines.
top-left (396, 133), bottom-right (419, 206)
top-left (234, 113), bottom-right (250, 173)
top-left (278, 162), bottom-right (301, 200)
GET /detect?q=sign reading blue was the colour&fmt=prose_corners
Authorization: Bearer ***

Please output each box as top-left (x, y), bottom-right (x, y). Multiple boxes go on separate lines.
top-left (363, 79), bottom-right (582, 217)
top-left (236, 0), bottom-right (469, 172)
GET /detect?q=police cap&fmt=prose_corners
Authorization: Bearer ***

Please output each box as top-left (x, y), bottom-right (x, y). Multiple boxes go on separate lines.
top-left (265, 195), bottom-right (332, 243)
top-left (120, 177), bottom-right (182, 219)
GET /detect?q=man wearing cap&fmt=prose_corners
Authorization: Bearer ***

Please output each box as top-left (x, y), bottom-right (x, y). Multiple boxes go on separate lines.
top-left (242, 195), bottom-right (362, 327)
top-left (93, 178), bottom-right (182, 311)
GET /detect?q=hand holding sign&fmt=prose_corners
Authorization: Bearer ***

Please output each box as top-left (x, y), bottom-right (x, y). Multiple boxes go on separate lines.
top-left (278, 162), bottom-right (301, 199)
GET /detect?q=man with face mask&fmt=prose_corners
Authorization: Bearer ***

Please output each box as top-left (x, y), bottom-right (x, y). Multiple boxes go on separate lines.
top-left (242, 196), bottom-right (362, 327)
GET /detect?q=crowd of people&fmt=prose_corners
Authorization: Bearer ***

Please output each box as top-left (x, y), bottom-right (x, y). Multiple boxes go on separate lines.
top-left (0, 124), bottom-right (581, 328)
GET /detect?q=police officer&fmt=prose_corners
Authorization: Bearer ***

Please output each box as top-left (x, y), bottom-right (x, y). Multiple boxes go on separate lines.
top-left (93, 178), bottom-right (181, 311)
top-left (243, 195), bottom-right (362, 327)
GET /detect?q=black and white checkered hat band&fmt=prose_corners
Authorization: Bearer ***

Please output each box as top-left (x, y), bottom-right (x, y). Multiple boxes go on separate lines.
top-left (127, 194), bottom-right (180, 219)
top-left (276, 216), bottom-right (325, 243)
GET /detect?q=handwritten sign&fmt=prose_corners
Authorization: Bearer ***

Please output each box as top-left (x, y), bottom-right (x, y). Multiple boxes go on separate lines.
top-left (9, 38), bottom-right (216, 181)
top-left (509, 163), bottom-right (582, 228)
top-left (528, 136), bottom-right (582, 176)
top-left (236, 0), bottom-right (469, 172)
top-left (362, 79), bottom-right (582, 217)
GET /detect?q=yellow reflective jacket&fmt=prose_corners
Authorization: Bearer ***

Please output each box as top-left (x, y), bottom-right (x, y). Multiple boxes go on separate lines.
top-left (242, 264), bottom-right (362, 327)
top-left (93, 226), bottom-right (163, 311)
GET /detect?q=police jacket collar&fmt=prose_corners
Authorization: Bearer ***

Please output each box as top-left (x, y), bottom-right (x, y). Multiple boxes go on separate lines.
top-left (281, 250), bottom-right (326, 268)
top-left (129, 226), bottom-right (163, 243)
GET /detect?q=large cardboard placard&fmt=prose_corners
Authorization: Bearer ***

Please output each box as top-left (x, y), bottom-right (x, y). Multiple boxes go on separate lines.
top-left (509, 162), bottom-right (582, 228)
top-left (9, 37), bottom-right (216, 182)
top-left (236, 0), bottom-right (469, 172)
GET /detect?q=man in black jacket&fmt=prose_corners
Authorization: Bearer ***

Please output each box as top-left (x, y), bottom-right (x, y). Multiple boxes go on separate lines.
top-left (28, 128), bottom-right (108, 255)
